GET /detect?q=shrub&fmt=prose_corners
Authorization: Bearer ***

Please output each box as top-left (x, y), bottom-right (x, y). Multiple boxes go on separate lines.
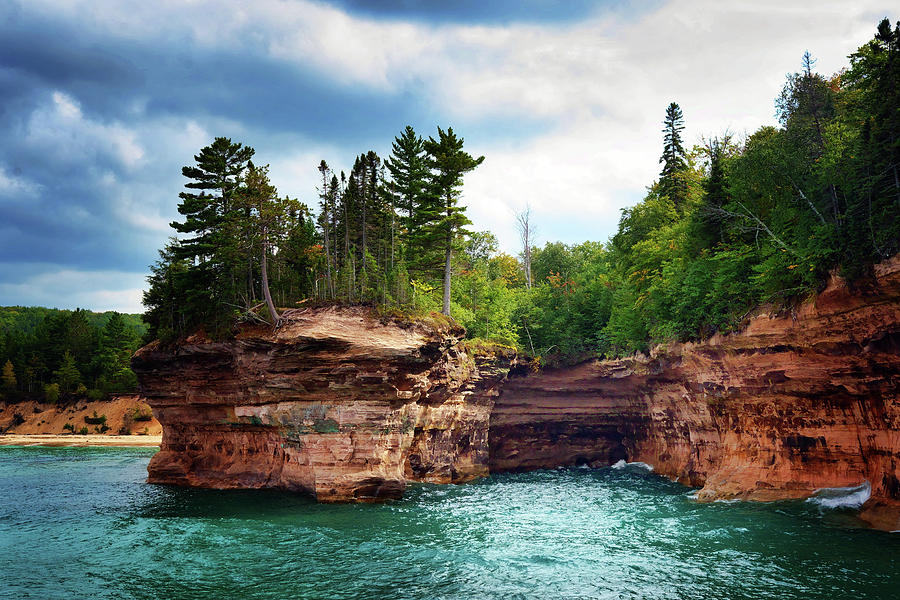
top-left (78, 426), bottom-right (89, 435)
top-left (44, 383), bottom-right (60, 404)
top-left (132, 407), bottom-right (153, 422)
top-left (63, 422), bottom-right (74, 433)
top-left (84, 412), bottom-right (107, 425)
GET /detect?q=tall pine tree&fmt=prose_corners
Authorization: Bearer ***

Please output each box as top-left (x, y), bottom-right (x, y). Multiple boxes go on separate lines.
top-left (659, 102), bottom-right (688, 209)
top-left (170, 137), bottom-right (255, 334)
top-left (421, 127), bottom-right (484, 316)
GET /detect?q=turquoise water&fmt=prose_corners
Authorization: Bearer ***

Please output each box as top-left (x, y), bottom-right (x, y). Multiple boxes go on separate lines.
top-left (1, 447), bottom-right (899, 599)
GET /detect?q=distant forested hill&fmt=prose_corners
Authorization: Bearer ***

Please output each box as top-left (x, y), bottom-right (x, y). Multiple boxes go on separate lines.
top-left (0, 306), bottom-right (147, 338)
top-left (0, 307), bottom-right (147, 403)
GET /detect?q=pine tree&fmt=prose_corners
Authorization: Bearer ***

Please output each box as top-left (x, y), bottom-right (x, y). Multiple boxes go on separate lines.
top-left (659, 102), bottom-right (688, 209)
top-left (421, 127), bottom-right (484, 316)
top-left (318, 160), bottom-right (336, 299)
top-left (386, 125), bottom-right (429, 239)
top-left (170, 137), bottom-right (255, 334)
top-left (239, 162), bottom-right (299, 323)
top-left (53, 351), bottom-right (81, 394)
top-left (143, 241), bottom-right (189, 342)
top-left (1, 359), bottom-right (16, 392)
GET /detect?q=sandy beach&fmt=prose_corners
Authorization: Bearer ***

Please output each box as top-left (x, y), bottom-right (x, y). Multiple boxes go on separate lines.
top-left (0, 434), bottom-right (161, 447)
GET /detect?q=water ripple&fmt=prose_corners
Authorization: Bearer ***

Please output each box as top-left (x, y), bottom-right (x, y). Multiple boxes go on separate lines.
top-left (2, 449), bottom-right (899, 599)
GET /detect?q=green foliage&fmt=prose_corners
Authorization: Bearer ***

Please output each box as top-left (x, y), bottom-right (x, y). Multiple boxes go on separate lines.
top-left (132, 407), bottom-right (153, 422)
top-left (84, 412), bottom-right (107, 425)
top-left (44, 384), bottom-right (60, 404)
top-left (136, 21), bottom-right (897, 366)
top-left (514, 23), bottom-right (899, 360)
top-left (0, 307), bottom-right (143, 403)
top-left (1, 359), bottom-right (16, 392)
top-left (53, 351), bottom-right (81, 394)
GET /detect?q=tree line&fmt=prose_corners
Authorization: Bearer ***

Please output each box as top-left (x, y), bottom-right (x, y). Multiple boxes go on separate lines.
top-left (142, 19), bottom-right (899, 367)
top-left (517, 18), bottom-right (900, 360)
top-left (143, 126), bottom-right (483, 341)
top-left (0, 307), bottom-right (145, 403)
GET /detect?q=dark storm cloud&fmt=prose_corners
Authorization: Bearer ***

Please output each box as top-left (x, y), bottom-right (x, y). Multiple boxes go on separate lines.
top-left (0, 0), bottom-right (566, 310)
top-left (1, 0), bottom-right (679, 311)
top-left (2, 10), bottom-right (406, 143)
top-left (320, 0), bottom-right (639, 25)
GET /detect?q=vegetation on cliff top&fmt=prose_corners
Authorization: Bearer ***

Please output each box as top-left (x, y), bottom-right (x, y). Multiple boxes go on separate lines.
top-left (143, 19), bottom-right (899, 363)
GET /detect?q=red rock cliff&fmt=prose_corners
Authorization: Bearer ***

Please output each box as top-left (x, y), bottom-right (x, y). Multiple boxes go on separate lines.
top-left (490, 256), bottom-right (900, 530)
top-left (132, 307), bottom-right (511, 502)
top-left (135, 258), bottom-right (900, 530)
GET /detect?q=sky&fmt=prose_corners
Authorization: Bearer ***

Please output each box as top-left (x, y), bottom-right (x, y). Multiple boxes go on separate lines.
top-left (0, 0), bottom-right (893, 313)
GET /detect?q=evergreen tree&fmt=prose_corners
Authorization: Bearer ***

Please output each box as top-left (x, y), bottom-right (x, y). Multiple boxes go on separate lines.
top-left (1, 359), bottom-right (16, 393)
top-left (421, 127), bottom-right (484, 316)
top-left (238, 162), bottom-right (302, 323)
top-left (142, 241), bottom-right (189, 341)
top-left (659, 102), bottom-right (688, 209)
top-left (845, 18), bottom-right (900, 269)
top-left (318, 160), bottom-right (336, 299)
top-left (690, 136), bottom-right (734, 250)
top-left (53, 351), bottom-right (81, 394)
top-left (386, 125), bottom-right (429, 242)
top-left (170, 137), bottom-right (255, 334)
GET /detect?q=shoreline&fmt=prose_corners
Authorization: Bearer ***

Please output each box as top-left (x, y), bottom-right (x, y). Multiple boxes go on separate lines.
top-left (0, 434), bottom-right (161, 447)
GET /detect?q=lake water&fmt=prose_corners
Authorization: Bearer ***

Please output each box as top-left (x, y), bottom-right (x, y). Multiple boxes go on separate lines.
top-left (1, 446), bottom-right (898, 599)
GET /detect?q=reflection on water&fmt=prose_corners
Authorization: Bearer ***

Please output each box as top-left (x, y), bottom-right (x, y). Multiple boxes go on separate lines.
top-left (1, 446), bottom-right (898, 600)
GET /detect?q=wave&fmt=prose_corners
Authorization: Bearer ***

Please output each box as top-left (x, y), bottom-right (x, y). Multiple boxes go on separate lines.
top-left (610, 459), bottom-right (654, 473)
top-left (806, 481), bottom-right (871, 510)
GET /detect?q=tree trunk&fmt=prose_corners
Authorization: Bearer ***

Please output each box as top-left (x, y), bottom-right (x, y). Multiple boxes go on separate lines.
top-left (261, 226), bottom-right (279, 325)
top-left (442, 230), bottom-right (452, 316)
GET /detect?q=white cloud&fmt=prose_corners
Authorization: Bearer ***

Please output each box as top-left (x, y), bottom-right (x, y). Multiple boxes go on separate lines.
top-left (26, 90), bottom-right (145, 170)
top-left (0, 269), bottom-right (146, 313)
top-left (12, 0), bottom-right (896, 258)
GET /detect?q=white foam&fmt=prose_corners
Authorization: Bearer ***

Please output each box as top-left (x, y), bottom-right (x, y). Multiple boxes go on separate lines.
top-left (611, 459), bottom-right (654, 473)
top-left (806, 481), bottom-right (871, 510)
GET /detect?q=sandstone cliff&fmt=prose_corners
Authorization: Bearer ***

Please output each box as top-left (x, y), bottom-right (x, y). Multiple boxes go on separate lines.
top-left (490, 256), bottom-right (900, 530)
top-left (132, 307), bottom-right (511, 501)
top-left (134, 257), bottom-right (900, 530)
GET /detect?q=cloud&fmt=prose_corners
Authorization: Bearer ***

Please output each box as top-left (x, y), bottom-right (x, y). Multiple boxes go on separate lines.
top-left (0, 0), bottom-right (894, 311)
top-left (0, 267), bottom-right (146, 313)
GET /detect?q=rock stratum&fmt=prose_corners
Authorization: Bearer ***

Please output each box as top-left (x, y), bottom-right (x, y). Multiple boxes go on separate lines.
top-left (133, 308), bottom-right (512, 502)
top-left (133, 256), bottom-right (900, 530)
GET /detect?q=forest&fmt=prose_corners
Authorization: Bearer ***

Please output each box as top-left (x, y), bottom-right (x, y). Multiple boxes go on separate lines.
top-left (132, 18), bottom-right (898, 363)
top-left (0, 307), bottom-right (146, 403)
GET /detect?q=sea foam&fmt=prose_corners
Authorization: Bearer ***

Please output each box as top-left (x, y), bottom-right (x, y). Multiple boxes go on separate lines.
top-left (806, 481), bottom-right (871, 510)
top-left (611, 459), bottom-right (654, 473)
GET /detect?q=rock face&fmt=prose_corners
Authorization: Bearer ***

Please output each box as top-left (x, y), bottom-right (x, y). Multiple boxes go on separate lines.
top-left (134, 257), bottom-right (900, 529)
top-left (132, 307), bottom-right (511, 501)
top-left (489, 256), bottom-right (900, 530)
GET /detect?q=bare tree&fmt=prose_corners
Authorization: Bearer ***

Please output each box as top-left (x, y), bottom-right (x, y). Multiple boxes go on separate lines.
top-left (516, 205), bottom-right (535, 289)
